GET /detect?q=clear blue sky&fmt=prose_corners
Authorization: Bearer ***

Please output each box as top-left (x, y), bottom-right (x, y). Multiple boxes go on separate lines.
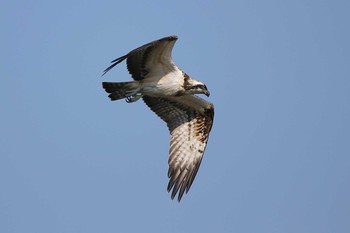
top-left (1, 1), bottom-right (349, 232)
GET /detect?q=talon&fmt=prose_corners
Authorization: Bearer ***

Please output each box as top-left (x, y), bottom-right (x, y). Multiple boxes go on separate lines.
top-left (125, 93), bottom-right (143, 103)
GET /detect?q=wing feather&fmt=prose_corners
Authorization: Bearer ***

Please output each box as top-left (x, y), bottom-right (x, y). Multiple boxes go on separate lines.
top-left (143, 95), bottom-right (214, 202)
top-left (103, 35), bottom-right (178, 80)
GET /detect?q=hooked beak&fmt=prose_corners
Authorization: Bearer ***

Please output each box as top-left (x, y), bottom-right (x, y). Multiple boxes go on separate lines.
top-left (204, 90), bottom-right (210, 97)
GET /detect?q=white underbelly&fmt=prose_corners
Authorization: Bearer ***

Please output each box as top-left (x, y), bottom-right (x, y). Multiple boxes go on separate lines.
top-left (140, 73), bottom-right (183, 97)
top-left (141, 83), bottom-right (180, 97)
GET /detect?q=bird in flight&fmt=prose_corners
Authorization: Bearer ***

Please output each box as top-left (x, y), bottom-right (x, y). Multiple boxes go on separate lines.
top-left (102, 35), bottom-right (214, 202)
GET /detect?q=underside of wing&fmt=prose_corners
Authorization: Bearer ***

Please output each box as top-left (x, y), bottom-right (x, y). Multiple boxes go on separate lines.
top-left (103, 35), bottom-right (178, 80)
top-left (143, 96), bottom-right (214, 202)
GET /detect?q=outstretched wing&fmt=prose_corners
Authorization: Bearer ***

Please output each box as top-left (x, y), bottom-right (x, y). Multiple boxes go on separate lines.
top-left (143, 95), bottom-right (214, 202)
top-left (103, 35), bottom-right (178, 80)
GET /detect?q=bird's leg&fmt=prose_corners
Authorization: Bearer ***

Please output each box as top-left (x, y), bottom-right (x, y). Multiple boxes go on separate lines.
top-left (124, 86), bottom-right (143, 103)
top-left (125, 93), bottom-right (143, 103)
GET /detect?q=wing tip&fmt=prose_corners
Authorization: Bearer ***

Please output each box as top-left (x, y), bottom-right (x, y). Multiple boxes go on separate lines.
top-left (159, 35), bottom-right (178, 42)
top-left (102, 55), bottom-right (128, 76)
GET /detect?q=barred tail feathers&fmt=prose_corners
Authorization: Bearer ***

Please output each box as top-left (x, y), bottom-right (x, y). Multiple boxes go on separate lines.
top-left (102, 81), bottom-right (139, 101)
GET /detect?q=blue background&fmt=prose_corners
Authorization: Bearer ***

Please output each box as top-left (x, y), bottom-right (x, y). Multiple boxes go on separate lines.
top-left (1, 1), bottom-right (349, 232)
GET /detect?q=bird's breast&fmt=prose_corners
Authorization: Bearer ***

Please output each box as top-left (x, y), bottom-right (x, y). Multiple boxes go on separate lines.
top-left (140, 72), bottom-right (184, 97)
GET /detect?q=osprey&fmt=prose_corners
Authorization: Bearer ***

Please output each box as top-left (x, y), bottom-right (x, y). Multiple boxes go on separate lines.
top-left (102, 35), bottom-right (214, 202)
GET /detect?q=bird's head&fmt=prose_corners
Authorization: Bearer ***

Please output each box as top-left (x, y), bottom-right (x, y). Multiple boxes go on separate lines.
top-left (184, 79), bottom-right (210, 97)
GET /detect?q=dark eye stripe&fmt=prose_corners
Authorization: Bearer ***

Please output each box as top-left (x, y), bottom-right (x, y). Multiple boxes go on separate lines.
top-left (192, 84), bottom-right (203, 89)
